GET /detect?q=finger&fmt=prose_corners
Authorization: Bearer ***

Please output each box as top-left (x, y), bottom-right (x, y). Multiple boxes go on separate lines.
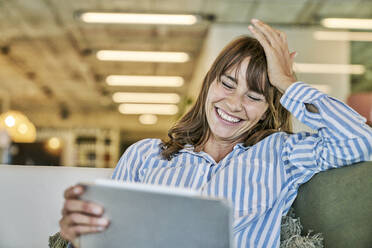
top-left (289, 51), bottom-right (297, 66)
top-left (251, 19), bottom-right (282, 47)
top-left (279, 31), bottom-right (287, 42)
top-left (59, 214), bottom-right (109, 243)
top-left (60, 224), bottom-right (105, 242)
top-left (289, 51), bottom-right (297, 74)
top-left (290, 51), bottom-right (297, 60)
top-left (72, 225), bottom-right (106, 236)
top-left (248, 25), bottom-right (272, 53)
top-left (59, 217), bottom-right (76, 242)
top-left (64, 185), bottom-right (85, 199)
top-left (278, 31), bottom-right (290, 53)
top-left (63, 199), bottom-right (104, 216)
top-left (65, 213), bottom-right (110, 227)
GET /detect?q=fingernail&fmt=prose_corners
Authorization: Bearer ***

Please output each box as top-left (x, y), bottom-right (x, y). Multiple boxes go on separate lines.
top-left (73, 187), bottom-right (82, 194)
top-left (248, 25), bottom-right (254, 30)
top-left (97, 226), bottom-right (105, 231)
top-left (294, 52), bottom-right (298, 57)
top-left (92, 206), bottom-right (103, 215)
top-left (97, 218), bottom-right (109, 226)
top-left (252, 18), bottom-right (259, 23)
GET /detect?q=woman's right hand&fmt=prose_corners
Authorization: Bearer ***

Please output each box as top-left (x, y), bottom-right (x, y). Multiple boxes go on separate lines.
top-left (59, 185), bottom-right (110, 246)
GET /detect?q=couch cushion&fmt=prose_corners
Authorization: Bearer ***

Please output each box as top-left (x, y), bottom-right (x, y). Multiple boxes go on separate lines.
top-left (293, 161), bottom-right (372, 248)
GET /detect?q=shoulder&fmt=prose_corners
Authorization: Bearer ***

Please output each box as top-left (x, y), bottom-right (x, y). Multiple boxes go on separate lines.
top-left (117, 138), bottom-right (163, 167)
top-left (126, 138), bottom-right (162, 154)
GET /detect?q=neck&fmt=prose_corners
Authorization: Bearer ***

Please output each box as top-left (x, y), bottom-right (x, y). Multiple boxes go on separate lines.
top-left (201, 136), bottom-right (239, 163)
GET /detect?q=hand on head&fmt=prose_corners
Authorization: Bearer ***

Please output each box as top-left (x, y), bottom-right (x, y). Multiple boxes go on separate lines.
top-left (248, 19), bottom-right (297, 93)
top-left (59, 185), bottom-right (109, 246)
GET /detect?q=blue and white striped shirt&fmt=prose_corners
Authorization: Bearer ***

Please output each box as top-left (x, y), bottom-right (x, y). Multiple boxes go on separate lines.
top-left (112, 82), bottom-right (372, 247)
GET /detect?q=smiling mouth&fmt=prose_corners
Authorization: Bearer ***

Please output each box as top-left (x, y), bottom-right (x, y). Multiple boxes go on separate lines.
top-left (215, 107), bottom-right (242, 124)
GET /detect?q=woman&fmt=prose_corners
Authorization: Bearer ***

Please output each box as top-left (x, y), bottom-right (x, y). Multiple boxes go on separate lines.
top-left (59, 19), bottom-right (372, 247)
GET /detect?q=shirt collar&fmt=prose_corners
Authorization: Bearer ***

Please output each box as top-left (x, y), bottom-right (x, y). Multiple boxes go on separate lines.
top-left (179, 143), bottom-right (249, 155)
top-left (234, 143), bottom-right (250, 150)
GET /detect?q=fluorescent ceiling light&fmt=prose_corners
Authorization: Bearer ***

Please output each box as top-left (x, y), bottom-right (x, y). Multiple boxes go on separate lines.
top-left (139, 114), bottom-right (158, 125)
top-left (112, 92), bottom-right (180, 104)
top-left (314, 31), bottom-right (372, 41)
top-left (118, 104), bottom-right (178, 115)
top-left (81, 12), bottom-right (198, 25)
top-left (106, 75), bottom-right (184, 87)
top-left (293, 63), bottom-right (365, 75)
top-left (321, 18), bottom-right (372, 30)
top-left (97, 50), bottom-right (189, 63)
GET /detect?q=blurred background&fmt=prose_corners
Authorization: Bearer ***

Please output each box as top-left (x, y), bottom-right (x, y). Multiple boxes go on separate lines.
top-left (0, 0), bottom-right (371, 167)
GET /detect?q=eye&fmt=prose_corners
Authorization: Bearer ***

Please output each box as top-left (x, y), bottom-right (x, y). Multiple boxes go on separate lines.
top-left (247, 95), bottom-right (262, 101)
top-left (221, 81), bottom-right (234, 89)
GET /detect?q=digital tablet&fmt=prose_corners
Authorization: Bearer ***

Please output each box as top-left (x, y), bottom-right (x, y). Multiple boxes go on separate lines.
top-left (79, 179), bottom-right (234, 248)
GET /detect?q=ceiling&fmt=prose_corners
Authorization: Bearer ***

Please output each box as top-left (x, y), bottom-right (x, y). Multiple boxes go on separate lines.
top-left (0, 0), bottom-right (371, 138)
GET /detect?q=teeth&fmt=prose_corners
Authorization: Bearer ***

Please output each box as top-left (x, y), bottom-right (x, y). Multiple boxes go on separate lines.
top-left (216, 108), bottom-right (240, 123)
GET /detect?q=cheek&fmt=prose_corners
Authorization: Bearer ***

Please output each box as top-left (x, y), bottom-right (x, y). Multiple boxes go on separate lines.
top-left (244, 104), bottom-right (269, 120)
top-left (207, 83), bottom-right (226, 103)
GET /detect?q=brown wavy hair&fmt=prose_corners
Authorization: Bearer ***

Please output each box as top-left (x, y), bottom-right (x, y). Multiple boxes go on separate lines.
top-left (161, 36), bottom-right (292, 160)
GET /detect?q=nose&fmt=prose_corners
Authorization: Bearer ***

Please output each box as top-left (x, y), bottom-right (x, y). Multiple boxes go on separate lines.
top-left (226, 93), bottom-right (243, 112)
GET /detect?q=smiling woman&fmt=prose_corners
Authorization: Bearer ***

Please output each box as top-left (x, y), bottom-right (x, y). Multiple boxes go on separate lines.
top-left (59, 20), bottom-right (372, 248)
top-left (161, 36), bottom-right (291, 161)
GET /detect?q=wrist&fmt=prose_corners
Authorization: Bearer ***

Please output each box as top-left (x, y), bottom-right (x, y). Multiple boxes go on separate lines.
top-left (275, 78), bottom-right (296, 93)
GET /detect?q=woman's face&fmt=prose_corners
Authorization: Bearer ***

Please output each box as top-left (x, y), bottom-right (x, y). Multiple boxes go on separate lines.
top-left (205, 57), bottom-right (269, 142)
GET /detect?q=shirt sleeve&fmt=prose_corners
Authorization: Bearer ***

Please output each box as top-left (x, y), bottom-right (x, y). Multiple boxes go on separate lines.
top-left (280, 82), bottom-right (372, 181)
top-left (111, 138), bottom-right (156, 182)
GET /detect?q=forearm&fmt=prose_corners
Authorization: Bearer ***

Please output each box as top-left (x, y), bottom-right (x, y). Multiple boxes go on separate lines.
top-left (281, 82), bottom-right (372, 170)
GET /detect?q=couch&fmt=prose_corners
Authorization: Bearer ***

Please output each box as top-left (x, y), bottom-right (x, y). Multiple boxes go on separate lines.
top-left (293, 161), bottom-right (372, 248)
top-left (0, 162), bottom-right (370, 248)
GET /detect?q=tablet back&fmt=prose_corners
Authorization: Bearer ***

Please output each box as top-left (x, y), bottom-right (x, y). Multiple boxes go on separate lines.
top-left (80, 181), bottom-right (233, 248)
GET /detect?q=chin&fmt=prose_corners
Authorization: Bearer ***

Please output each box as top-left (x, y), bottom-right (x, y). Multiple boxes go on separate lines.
top-left (211, 127), bottom-right (243, 142)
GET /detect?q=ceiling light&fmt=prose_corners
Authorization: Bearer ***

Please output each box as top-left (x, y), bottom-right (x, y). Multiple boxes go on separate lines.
top-left (97, 50), bottom-right (189, 63)
top-left (321, 18), bottom-right (372, 30)
top-left (17, 123), bottom-right (28, 134)
top-left (139, 114), bottom-right (158, 125)
top-left (48, 137), bottom-right (61, 150)
top-left (118, 104), bottom-right (178, 115)
top-left (80, 12), bottom-right (198, 25)
top-left (112, 92), bottom-right (180, 104)
top-left (314, 31), bottom-right (372, 41)
top-left (293, 63), bottom-right (365, 75)
top-left (0, 111), bottom-right (36, 143)
top-left (4, 116), bottom-right (15, 127)
top-left (106, 75), bottom-right (184, 87)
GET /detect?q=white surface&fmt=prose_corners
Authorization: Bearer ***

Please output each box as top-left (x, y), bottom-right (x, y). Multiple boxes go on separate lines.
top-left (0, 165), bottom-right (113, 248)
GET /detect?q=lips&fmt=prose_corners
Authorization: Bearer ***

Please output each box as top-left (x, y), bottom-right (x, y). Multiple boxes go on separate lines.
top-left (215, 107), bottom-right (243, 124)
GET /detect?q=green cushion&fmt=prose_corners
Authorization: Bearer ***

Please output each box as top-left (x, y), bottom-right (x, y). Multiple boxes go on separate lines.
top-left (293, 161), bottom-right (372, 248)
